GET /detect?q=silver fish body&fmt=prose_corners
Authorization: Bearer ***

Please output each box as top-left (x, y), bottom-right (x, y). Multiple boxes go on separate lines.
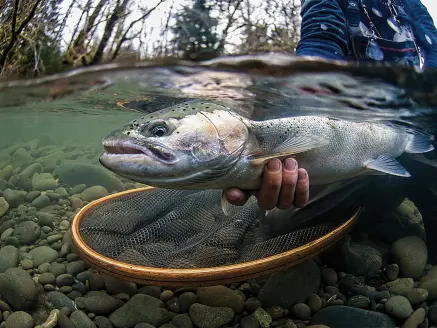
top-left (99, 100), bottom-right (434, 192)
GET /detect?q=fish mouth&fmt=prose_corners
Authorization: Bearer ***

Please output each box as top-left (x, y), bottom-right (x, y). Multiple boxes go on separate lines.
top-left (101, 139), bottom-right (178, 164)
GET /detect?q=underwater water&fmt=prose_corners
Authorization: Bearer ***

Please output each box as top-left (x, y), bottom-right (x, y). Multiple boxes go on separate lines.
top-left (0, 54), bottom-right (436, 328)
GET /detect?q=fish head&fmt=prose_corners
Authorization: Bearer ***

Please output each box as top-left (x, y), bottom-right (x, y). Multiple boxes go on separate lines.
top-left (99, 100), bottom-right (250, 187)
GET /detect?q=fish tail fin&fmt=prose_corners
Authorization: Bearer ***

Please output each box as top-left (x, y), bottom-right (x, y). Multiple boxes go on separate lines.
top-left (405, 129), bottom-right (435, 154)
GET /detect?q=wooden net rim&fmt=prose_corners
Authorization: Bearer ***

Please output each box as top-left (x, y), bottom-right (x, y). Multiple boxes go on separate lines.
top-left (71, 186), bottom-right (360, 287)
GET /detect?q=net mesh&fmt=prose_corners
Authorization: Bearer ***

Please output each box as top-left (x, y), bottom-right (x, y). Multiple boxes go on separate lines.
top-left (79, 188), bottom-right (337, 269)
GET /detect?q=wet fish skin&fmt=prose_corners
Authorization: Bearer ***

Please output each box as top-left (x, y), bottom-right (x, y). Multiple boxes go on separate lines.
top-left (99, 100), bottom-right (434, 192)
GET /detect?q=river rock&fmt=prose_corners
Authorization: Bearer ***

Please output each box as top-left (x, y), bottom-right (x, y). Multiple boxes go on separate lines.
top-left (391, 236), bottom-right (427, 280)
top-left (189, 303), bottom-right (234, 328)
top-left (258, 259), bottom-right (320, 308)
top-left (66, 260), bottom-right (85, 276)
top-left (109, 294), bottom-right (169, 328)
top-left (386, 264), bottom-right (399, 281)
top-left (15, 163), bottom-right (43, 189)
top-left (32, 173), bottom-right (58, 191)
top-left (70, 310), bottom-right (97, 328)
top-left (75, 291), bottom-right (122, 315)
top-left (402, 308), bottom-right (425, 328)
top-left (405, 288), bottom-right (428, 305)
top-left (196, 285), bottom-right (244, 313)
top-left (0, 197), bottom-right (9, 218)
top-left (37, 151), bottom-right (67, 172)
top-left (3, 189), bottom-right (26, 208)
top-left (31, 195), bottom-right (51, 209)
top-left (103, 274), bottom-right (137, 296)
top-left (384, 295), bottom-right (413, 320)
top-left (310, 306), bottom-right (396, 328)
top-left (429, 305), bottom-right (437, 326)
top-left (36, 212), bottom-right (54, 228)
top-left (10, 148), bottom-right (34, 169)
top-left (29, 246), bottom-right (58, 267)
top-left (0, 177), bottom-right (12, 190)
top-left (13, 221), bottom-right (41, 245)
top-left (419, 277), bottom-right (437, 301)
top-left (80, 186), bottom-right (108, 202)
top-left (0, 164), bottom-right (13, 181)
top-left (0, 245), bottom-right (19, 273)
top-left (47, 291), bottom-right (77, 312)
top-left (4, 311), bottom-right (34, 328)
top-left (386, 278), bottom-right (415, 295)
top-left (322, 237), bottom-right (382, 278)
top-left (0, 267), bottom-right (39, 310)
top-left (54, 161), bottom-right (125, 192)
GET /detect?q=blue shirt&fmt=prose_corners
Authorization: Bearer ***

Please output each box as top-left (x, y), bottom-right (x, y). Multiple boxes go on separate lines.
top-left (296, 0), bottom-right (437, 69)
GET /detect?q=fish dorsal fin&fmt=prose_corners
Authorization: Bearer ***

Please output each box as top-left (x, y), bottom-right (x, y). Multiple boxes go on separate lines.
top-left (248, 134), bottom-right (329, 165)
top-left (364, 155), bottom-right (411, 177)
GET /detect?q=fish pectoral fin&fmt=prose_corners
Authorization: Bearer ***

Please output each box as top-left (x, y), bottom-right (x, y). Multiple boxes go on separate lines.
top-left (248, 134), bottom-right (329, 165)
top-left (364, 155), bottom-right (411, 177)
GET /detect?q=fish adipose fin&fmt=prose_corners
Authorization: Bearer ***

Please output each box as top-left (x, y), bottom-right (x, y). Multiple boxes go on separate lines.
top-left (404, 130), bottom-right (435, 154)
top-left (248, 134), bottom-right (329, 165)
top-left (365, 155), bottom-right (411, 177)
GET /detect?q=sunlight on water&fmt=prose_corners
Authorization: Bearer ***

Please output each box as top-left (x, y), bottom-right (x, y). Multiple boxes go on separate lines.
top-left (1, 54), bottom-right (437, 129)
top-left (0, 53), bottom-right (436, 174)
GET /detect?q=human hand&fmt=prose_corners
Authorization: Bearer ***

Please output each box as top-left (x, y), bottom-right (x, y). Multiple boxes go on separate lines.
top-left (224, 157), bottom-right (310, 210)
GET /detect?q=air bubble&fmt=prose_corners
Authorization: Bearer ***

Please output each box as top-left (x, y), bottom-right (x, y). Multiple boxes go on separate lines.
top-left (320, 24), bottom-right (328, 30)
top-left (387, 17), bottom-right (401, 34)
top-left (425, 34), bottom-right (433, 45)
top-left (372, 8), bottom-right (383, 17)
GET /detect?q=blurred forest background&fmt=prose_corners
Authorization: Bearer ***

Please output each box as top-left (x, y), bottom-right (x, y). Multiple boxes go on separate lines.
top-left (0, 0), bottom-right (301, 78)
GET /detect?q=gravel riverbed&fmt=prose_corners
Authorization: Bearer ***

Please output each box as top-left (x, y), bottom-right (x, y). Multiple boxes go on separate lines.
top-left (0, 138), bottom-right (435, 328)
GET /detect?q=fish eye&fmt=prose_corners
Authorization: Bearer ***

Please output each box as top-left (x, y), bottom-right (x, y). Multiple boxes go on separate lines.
top-left (151, 125), bottom-right (167, 137)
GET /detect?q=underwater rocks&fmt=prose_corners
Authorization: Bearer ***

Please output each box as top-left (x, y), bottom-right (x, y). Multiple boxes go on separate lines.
top-left (0, 141), bottom-right (130, 219)
top-left (9, 148), bottom-right (34, 170)
top-left (109, 294), bottom-right (169, 328)
top-left (0, 138), bottom-right (435, 328)
top-left (189, 303), bottom-right (234, 328)
top-left (0, 197), bottom-right (9, 218)
top-left (310, 306), bottom-right (396, 328)
top-left (0, 267), bottom-right (39, 311)
top-left (391, 236), bottom-right (428, 280)
top-left (258, 259), bottom-right (321, 308)
top-left (54, 160), bottom-right (125, 192)
top-left (0, 246), bottom-right (18, 273)
top-left (196, 285), bottom-right (244, 313)
top-left (80, 185), bottom-right (109, 202)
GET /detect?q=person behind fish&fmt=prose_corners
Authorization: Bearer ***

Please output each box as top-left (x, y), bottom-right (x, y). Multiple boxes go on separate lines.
top-left (224, 0), bottom-right (437, 212)
top-left (292, 0), bottom-right (437, 261)
top-left (296, 0), bottom-right (437, 70)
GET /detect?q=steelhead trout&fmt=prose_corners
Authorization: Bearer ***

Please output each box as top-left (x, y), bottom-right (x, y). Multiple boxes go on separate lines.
top-left (99, 100), bottom-right (434, 211)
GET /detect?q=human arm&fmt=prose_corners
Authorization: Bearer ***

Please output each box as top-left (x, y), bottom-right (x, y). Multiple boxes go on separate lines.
top-left (404, 0), bottom-right (437, 69)
top-left (295, 0), bottom-right (349, 60)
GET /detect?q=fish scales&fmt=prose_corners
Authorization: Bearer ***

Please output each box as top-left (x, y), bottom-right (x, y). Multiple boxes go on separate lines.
top-left (99, 100), bottom-right (434, 194)
top-left (250, 116), bottom-right (409, 185)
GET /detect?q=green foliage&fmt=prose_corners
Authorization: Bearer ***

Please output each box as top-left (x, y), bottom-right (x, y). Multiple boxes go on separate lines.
top-left (170, 0), bottom-right (223, 61)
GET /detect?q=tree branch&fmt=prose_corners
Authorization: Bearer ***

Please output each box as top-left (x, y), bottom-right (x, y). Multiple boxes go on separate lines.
top-left (111, 0), bottom-right (165, 61)
top-left (0, 0), bottom-right (43, 72)
top-left (89, 0), bottom-right (131, 65)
